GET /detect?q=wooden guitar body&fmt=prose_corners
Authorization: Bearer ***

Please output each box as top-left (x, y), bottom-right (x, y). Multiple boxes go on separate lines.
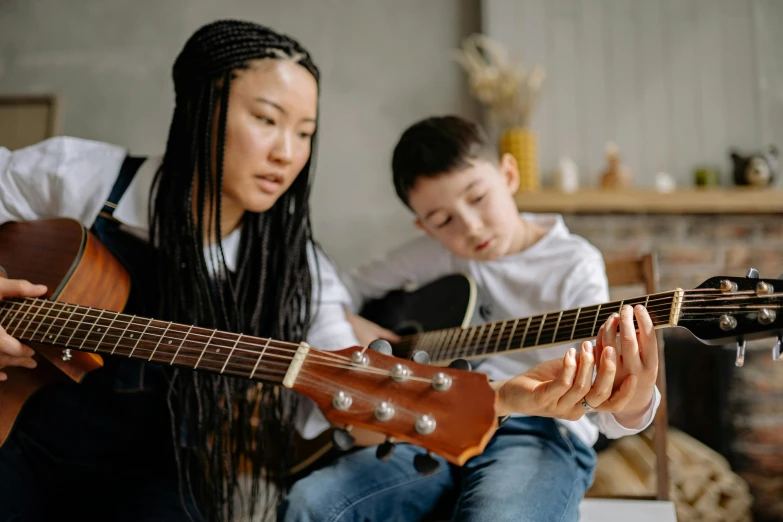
top-left (0, 218), bottom-right (128, 445)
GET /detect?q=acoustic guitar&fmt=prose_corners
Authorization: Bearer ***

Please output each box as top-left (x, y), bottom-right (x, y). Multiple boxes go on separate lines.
top-left (292, 270), bottom-right (783, 473)
top-left (0, 218), bottom-right (498, 470)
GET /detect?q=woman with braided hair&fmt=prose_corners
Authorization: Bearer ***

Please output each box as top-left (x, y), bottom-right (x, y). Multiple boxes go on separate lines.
top-left (0, 19), bottom-right (354, 521)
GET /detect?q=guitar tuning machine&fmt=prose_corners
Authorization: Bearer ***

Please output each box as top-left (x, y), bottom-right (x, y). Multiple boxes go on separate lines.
top-left (332, 425), bottom-right (356, 451)
top-left (773, 336), bottom-right (782, 362)
top-left (735, 340), bottom-right (746, 367)
top-left (413, 451), bottom-right (441, 476)
top-left (376, 438), bottom-right (396, 462)
top-left (746, 268), bottom-right (760, 279)
top-left (368, 338), bottom-right (393, 356)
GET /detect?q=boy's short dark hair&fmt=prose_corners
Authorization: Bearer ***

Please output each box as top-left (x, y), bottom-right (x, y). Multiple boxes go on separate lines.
top-left (392, 115), bottom-right (497, 207)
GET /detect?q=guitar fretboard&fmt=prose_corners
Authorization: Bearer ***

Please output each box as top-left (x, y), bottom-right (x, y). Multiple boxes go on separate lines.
top-left (396, 291), bottom-right (677, 362)
top-left (0, 298), bottom-right (298, 384)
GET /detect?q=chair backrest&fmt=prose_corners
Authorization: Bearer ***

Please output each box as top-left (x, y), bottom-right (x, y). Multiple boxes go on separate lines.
top-left (602, 252), bottom-right (670, 501)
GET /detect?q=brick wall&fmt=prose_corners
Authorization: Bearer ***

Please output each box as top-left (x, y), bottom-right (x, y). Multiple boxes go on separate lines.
top-left (562, 213), bottom-right (783, 521)
top-left (562, 214), bottom-right (783, 291)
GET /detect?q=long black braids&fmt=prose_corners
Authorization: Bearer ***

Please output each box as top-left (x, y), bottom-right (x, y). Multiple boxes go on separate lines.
top-left (148, 20), bottom-right (320, 522)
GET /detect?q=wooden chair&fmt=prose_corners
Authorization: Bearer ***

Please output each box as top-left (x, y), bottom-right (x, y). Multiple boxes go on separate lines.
top-left (597, 252), bottom-right (670, 501)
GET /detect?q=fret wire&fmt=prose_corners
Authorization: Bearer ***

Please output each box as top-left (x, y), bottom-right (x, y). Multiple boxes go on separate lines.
top-left (435, 329), bottom-right (450, 355)
top-left (53, 304), bottom-right (79, 345)
top-left (149, 321), bottom-right (172, 361)
top-left (570, 308), bottom-right (581, 341)
top-left (64, 304), bottom-right (90, 347)
top-left (193, 330), bottom-right (217, 369)
top-left (483, 322), bottom-right (496, 356)
top-left (455, 328), bottom-right (470, 359)
top-left (534, 313), bottom-right (547, 346)
top-left (0, 302), bottom-right (11, 328)
top-left (40, 302), bottom-right (70, 344)
top-left (31, 301), bottom-right (56, 341)
top-left (427, 330), bottom-right (441, 359)
top-left (78, 308), bottom-right (104, 350)
top-left (112, 315), bottom-right (136, 355)
top-left (551, 311), bottom-right (563, 344)
top-left (172, 325), bottom-right (194, 364)
top-left (505, 319), bottom-right (520, 352)
top-left (6, 300), bottom-right (28, 337)
top-left (19, 299), bottom-right (46, 339)
top-left (94, 311), bottom-right (120, 352)
top-left (591, 304), bottom-right (602, 337)
top-left (128, 318), bottom-right (153, 358)
top-left (221, 333), bottom-right (242, 374)
top-left (473, 324), bottom-right (486, 354)
top-left (493, 320), bottom-right (507, 353)
top-left (439, 328), bottom-right (457, 361)
top-left (462, 326), bottom-right (478, 358)
top-left (520, 317), bottom-right (532, 349)
top-left (250, 338), bottom-right (272, 379)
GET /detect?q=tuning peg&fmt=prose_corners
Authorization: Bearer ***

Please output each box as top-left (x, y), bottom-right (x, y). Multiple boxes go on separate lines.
top-left (413, 452), bottom-right (441, 476)
top-left (448, 358), bottom-right (472, 372)
top-left (746, 268), bottom-right (760, 279)
top-left (412, 350), bottom-right (430, 365)
top-left (376, 439), bottom-right (396, 462)
top-left (332, 426), bottom-right (356, 451)
top-left (735, 340), bottom-right (746, 367)
top-left (368, 338), bottom-right (393, 356)
top-left (773, 336), bottom-right (782, 362)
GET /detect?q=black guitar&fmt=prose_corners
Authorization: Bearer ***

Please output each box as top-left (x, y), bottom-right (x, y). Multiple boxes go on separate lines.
top-left (290, 272), bottom-right (782, 474)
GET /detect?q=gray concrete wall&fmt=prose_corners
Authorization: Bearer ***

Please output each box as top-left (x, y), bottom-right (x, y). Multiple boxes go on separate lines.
top-left (0, 0), bottom-right (481, 267)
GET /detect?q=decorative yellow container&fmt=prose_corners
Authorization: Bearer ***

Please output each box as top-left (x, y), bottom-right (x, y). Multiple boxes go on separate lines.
top-left (499, 127), bottom-right (539, 192)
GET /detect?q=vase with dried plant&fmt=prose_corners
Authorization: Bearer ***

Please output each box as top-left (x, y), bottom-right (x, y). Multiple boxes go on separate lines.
top-left (454, 34), bottom-right (546, 192)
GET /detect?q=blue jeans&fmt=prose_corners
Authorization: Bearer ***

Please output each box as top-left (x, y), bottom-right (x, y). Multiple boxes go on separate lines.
top-left (278, 416), bottom-right (597, 522)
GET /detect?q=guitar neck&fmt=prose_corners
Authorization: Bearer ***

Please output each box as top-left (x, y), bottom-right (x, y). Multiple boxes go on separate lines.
top-left (399, 290), bottom-right (681, 362)
top-left (0, 298), bottom-right (296, 385)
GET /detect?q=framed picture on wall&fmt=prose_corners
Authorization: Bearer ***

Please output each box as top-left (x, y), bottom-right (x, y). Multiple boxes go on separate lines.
top-left (0, 94), bottom-right (62, 150)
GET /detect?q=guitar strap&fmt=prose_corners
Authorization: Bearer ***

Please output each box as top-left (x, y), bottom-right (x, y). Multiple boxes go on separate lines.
top-left (95, 155), bottom-right (147, 224)
top-left (90, 155), bottom-right (162, 392)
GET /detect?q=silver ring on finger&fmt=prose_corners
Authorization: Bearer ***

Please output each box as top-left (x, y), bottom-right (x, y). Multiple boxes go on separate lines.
top-left (581, 397), bottom-right (597, 412)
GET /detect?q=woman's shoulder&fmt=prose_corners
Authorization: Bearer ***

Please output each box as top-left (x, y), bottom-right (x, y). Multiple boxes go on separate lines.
top-left (4, 136), bottom-right (127, 177)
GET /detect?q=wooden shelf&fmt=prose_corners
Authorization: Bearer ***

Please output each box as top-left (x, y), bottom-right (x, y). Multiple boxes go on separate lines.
top-left (514, 188), bottom-right (783, 214)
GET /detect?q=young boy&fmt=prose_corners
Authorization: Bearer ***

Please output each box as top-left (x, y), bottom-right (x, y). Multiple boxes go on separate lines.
top-left (279, 116), bottom-right (661, 522)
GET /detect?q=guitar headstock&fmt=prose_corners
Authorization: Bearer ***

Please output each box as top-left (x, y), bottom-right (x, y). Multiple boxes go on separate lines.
top-left (680, 272), bottom-right (782, 366)
top-left (289, 346), bottom-right (497, 466)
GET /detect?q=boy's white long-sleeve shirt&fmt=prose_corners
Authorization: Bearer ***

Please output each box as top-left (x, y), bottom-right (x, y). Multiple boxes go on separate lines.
top-left (340, 213), bottom-right (661, 446)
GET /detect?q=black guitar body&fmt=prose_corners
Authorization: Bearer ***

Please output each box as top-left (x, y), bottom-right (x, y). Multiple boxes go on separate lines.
top-left (359, 274), bottom-right (477, 336)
